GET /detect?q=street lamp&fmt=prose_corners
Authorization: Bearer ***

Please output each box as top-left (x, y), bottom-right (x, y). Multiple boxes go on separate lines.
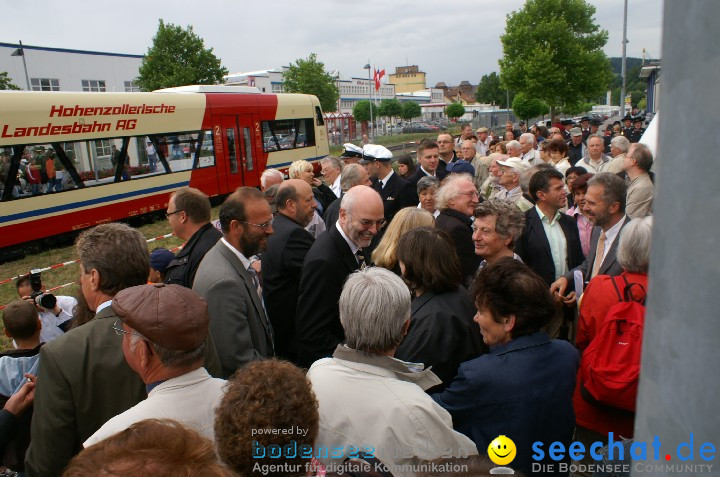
top-left (363, 62), bottom-right (374, 142)
top-left (10, 40), bottom-right (31, 91)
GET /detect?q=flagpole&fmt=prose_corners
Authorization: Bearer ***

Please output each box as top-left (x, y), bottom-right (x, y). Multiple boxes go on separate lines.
top-left (367, 59), bottom-right (374, 142)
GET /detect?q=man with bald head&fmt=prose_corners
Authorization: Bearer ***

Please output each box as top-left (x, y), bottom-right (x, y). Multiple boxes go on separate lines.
top-left (262, 179), bottom-right (317, 362)
top-left (296, 185), bottom-right (385, 367)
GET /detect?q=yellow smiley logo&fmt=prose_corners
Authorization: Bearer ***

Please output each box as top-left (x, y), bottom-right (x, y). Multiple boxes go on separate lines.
top-left (488, 435), bottom-right (517, 466)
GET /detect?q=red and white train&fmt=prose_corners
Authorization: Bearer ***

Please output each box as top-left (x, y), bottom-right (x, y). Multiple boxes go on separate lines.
top-left (0, 86), bottom-right (329, 261)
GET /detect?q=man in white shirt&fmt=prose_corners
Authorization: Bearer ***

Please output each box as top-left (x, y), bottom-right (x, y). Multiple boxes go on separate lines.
top-left (496, 157), bottom-right (534, 212)
top-left (15, 274), bottom-right (75, 343)
top-left (577, 134), bottom-right (611, 173)
top-left (475, 127), bottom-right (491, 156)
top-left (320, 156), bottom-right (343, 198)
top-left (84, 283), bottom-right (226, 447)
top-left (519, 133), bottom-right (542, 166)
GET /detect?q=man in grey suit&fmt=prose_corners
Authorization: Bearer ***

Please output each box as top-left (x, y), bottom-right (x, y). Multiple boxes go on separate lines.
top-left (193, 187), bottom-right (275, 378)
top-left (550, 173), bottom-right (631, 302)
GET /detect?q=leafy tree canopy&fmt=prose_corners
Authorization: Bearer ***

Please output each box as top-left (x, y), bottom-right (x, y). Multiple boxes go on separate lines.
top-left (352, 100), bottom-right (378, 123)
top-left (512, 93), bottom-right (549, 122)
top-left (400, 101), bottom-right (421, 121)
top-left (499, 0), bottom-right (613, 117)
top-left (475, 72), bottom-right (513, 107)
top-left (137, 20), bottom-right (228, 91)
top-left (0, 72), bottom-right (20, 90)
top-left (378, 98), bottom-right (402, 118)
top-left (283, 53), bottom-right (340, 113)
top-left (446, 102), bottom-right (466, 119)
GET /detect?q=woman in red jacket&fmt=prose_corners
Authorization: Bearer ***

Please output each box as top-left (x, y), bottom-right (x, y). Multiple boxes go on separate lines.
top-left (572, 216), bottom-right (652, 475)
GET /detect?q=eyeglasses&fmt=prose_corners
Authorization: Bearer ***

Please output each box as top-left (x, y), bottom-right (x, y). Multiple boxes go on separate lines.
top-left (350, 214), bottom-right (386, 229)
top-left (242, 217), bottom-right (275, 230)
top-left (165, 209), bottom-right (183, 218)
top-left (112, 319), bottom-right (132, 336)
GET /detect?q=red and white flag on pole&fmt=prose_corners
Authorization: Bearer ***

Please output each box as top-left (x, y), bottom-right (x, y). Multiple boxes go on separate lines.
top-left (374, 68), bottom-right (385, 91)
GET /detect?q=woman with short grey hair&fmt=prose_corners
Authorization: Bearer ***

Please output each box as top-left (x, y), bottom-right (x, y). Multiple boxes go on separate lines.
top-left (416, 175), bottom-right (440, 217)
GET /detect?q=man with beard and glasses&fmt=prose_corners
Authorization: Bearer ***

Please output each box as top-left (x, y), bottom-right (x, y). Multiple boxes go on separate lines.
top-left (295, 185), bottom-right (384, 368)
top-left (262, 179), bottom-right (317, 362)
top-left (193, 187), bottom-right (276, 378)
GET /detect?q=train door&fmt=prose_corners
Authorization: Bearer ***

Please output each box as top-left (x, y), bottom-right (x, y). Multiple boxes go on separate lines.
top-left (214, 115), bottom-right (260, 193)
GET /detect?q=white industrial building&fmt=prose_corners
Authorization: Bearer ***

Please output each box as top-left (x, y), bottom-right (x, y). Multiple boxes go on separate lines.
top-left (0, 41), bottom-right (143, 92)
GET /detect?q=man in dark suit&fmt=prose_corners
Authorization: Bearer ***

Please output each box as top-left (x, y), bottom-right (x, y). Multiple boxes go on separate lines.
top-left (407, 141), bottom-right (446, 188)
top-left (25, 223), bottom-right (150, 476)
top-left (551, 173), bottom-right (630, 300)
top-left (363, 144), bottom-right (418, 224)
top-left (515, 168), bottom-right (585, 287)
top-left (262, 179), bottom-right (316, 362)
top-left (515, 169), bottom-right (585, 339)
top-left (164, 187), bottom-right (221, 289)
top-left (435, 175), bottom-right (482, 284)
top-left (295, 185), bottom-right (384, 367)
top-left (193, 187), bottom-right (275, 378)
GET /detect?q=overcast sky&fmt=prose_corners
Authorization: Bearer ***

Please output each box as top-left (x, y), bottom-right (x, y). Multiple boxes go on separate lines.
top-left (2, 0), bottom-right (663, 86)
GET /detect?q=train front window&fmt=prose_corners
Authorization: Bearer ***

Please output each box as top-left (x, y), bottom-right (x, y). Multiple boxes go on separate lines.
top-left (261, 118), bottom-right (316, 152)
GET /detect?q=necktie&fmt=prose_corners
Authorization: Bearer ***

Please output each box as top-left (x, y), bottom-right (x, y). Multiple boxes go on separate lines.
top-left (355, 249), bottom-right (366, 270)
top-left (247, 265), bottom-right (262, 298)
top-left (590, 231), bottom-right (607, 279)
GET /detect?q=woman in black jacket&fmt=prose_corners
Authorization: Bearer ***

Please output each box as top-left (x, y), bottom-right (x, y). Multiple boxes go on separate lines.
top-left (394, 227), bottom-right (486, 389)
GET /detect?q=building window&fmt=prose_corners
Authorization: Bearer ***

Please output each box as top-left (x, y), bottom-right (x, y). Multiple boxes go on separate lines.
top-left (271, 83), bottom-right (284, 93)
top-left (82, 80), bottom-right (106, 92)
top-left (124, 81), bottom-right (140, 92)
top-left (31, 78), bottom-right (60, 91)
top-left (94, 139), bottom-right (113, 158)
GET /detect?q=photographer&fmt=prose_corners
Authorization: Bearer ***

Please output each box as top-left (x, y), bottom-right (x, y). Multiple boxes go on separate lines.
top-left (16, 272), bottom-right (76, 344)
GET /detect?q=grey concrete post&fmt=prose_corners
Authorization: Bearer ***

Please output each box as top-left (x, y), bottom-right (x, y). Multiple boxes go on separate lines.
top-left (632, 1), bottom-right (720, 475)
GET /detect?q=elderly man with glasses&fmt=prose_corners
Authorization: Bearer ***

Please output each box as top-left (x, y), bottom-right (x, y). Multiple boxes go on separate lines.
top-left (193, 187), bottom-right (276, 378)
top-left (84, 284), bottom-right (226, 448)
top-left (435, 174), bottom-right (483, 285)
top-left (296, 185), bottom-right (385, 368)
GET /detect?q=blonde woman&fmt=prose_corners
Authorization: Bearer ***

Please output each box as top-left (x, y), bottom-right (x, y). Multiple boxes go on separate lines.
top-left (288, 159), bottom-right (336, 214)
top-left (371, 207), bottom-right (434, 275)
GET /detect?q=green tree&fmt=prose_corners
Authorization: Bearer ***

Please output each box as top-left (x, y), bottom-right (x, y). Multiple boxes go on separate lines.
top-left (499, 0), bottom-right (614, 118)
top-left (512, 93), bottom-right (549, 122)
top-left (475, 72), bottom-right (512, 106)
top-left (378, 98), bottom-right (402, 119)
top-left (446, 102), bottom-right (466, 120)
top-left (137, 20), bottom-right (228, 91)
top-left (283, 53), bottom-right (339, 112)
top-left (560, 101), bottom-right (593, 116)
top-left (0, 72), bottom-right (20, 90)
top-left (637, 97), bottom-right (647, 110)
top-left (400, 101), bottom-right (421, 121)
top-left (352, 100), bottom-right (378, 123)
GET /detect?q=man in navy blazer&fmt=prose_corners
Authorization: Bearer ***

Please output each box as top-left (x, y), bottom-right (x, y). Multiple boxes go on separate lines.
top-left (262, 180), bottom-right (317, 362)
top-left (363, 144), bottom-right (418, 225)
top-left (515, 169), bottom-right (585, 287)
top-left (550, 173), bottom-right (630, 299)
top-left (407, 141), bottom-right (447, 188)
top-left (295, 186), bottom-right (385, 368)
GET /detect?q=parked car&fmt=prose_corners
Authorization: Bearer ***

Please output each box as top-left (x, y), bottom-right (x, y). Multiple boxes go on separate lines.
top-left (402, 122), bottom-right (436, 134)
top-left (425, 120), bottom-right (447, 131)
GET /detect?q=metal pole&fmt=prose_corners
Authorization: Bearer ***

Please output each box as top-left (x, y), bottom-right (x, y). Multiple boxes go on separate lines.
top-left (367, 60), bottom-right (374, 142)
top-left (19, 41), bottom-right (31, 91)
top-left (620, 0), bottom-right (628, 116)
top-left (631, 2), bottom-right (720, 475)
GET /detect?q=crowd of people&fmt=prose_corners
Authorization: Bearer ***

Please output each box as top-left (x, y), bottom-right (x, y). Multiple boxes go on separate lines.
top-left (0, 117), bottom-right (655, 476)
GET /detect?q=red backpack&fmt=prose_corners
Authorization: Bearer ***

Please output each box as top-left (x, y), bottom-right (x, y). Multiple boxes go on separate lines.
top-left (580, 275), bottom-right (646, 412)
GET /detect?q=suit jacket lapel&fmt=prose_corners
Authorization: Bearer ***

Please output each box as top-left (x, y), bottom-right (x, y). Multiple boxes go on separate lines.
top-left (598, 216), bottom-right (631, 275)
top-left (528, 208), bottom-right (552, 258)
top-left (330, 225), bottom-right (361, 271)
top-left (411, 291), bottom-right (435, 315)
top-left (217, 242), bottom-right (274, 341)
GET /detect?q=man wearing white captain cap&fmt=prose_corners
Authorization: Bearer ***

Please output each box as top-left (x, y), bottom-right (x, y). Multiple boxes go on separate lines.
top-left (363, 144), bottom-right (418, 225)
top-left (340, 143), bottom-right (363, 166)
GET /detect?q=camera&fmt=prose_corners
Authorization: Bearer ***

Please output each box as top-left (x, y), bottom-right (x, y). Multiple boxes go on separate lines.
top-left (29, 270), bottom-right (57, 310)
